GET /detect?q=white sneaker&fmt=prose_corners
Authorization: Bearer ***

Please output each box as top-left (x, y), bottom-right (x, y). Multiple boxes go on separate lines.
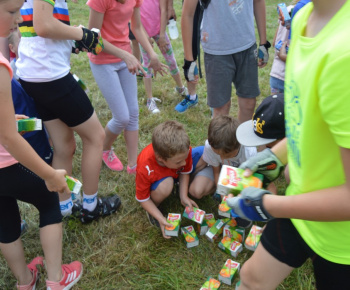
top-left (175, 86), bottom-right (188, 96)
top-left (147, 97), bottom-right (161, 114)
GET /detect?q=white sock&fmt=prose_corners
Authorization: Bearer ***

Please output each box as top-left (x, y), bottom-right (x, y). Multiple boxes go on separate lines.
top-left (83, 192), bottom-right (98, 212)
top-left (60, 198), bottom-right (73, 216)
top-left (189, 94), bottom-right (197, 101)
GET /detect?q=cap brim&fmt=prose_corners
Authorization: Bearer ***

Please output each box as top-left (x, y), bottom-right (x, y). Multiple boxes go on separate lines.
top-left (236, 120), bottom-right (277, 147)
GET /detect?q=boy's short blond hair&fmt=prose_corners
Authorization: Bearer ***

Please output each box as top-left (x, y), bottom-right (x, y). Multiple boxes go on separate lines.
top-left (208, 115), bottom-right (240, 154)
top-left (152, 120), bottom-right (190, 160)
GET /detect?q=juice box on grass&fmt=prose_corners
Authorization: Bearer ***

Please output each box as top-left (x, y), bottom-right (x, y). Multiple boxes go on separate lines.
top-left (205, 218), bottom-right (234, 242)
top-left (218, 237), bottom-right (243, 258)
top-left (181, 225), bottom-right (199, 248)
top-left (198, 213), bottom-right (216, 235)
top-left (164, 213), bottom-right (181, 237)
top-left (200, 276), bottom-right (221, 290)
top-left (16, 118), bottom-right (42, 132)
top-left (223, 225), bottom-right (244, 243)
top-left (245, 225), bottom-right (263, 251)
top-left (183, 206), bottom-right (205, 224)
top-left (65, 176), bottom-right (82, 195)
top-left (218, 259), bottom-right (240, 286)
top-left (73, 74), bottom-right (89, 94)
top-left (218, 196), bottom-right (231, 218)
top-left (217, 165), bottom-right (263, 196)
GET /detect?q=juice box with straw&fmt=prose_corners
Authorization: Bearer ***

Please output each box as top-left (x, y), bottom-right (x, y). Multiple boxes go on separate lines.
top-left (218, 259), bottom-right (240, 286)
top-left (200, 276), bottom-right (221, 290)
top-left (218, 196), bottom-right (231, 218)
top-left (164, 213), bottom-right (181, 237)
top-left (245, 225), bottom-right (263, 251)
top-left (181, 225), bottom-right (199, 248)
top-left (198, 213), bottom-right (216, 235)
top-left (65, 176), bottom-right (82, 195)
top-left (217, 165), bottom-right (263, 196)
top-left (16, 118), bottom-right (42, 132)
top-left (218, 237), bottom-right (243, 258)
top-left (183, 206), bottom-right (205, 224)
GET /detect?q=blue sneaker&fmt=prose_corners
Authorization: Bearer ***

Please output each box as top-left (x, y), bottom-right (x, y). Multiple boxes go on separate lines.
top-left (175, 95), bottom-right (198, 113)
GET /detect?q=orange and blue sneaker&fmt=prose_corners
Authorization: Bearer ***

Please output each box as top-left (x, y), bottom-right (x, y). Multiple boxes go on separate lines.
top-left (175, 95), bottom-right (198, 113)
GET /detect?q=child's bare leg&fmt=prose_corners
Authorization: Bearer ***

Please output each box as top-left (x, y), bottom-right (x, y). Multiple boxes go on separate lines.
top-left (189, 175), bottom-right (215, 199)
top-left (151, 177), bottom-right (174, 206)
top-left (144, 77), bottom-right (153, 99)
top-left (238, 243), bottom-right (293, 289)
top-left (40, 223), bottom-right (63, 282)
top-left (72, 112), bottom-right (105, 195)
top-left (0, 238), bottom-right (33, 285)
top-left (171, 72), bottom-right (184, 89)
top-left (44, 119), bottom-right (76, 202)
top-left (187, 81), bottom-right (196, 96)
top-left (124, 130), bottom-right (138, 168)
top-left (103, 126), bottom-right (119, 151)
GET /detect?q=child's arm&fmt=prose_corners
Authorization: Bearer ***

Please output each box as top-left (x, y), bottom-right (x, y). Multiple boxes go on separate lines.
top-left (131, 7), bottom-right (168, 77)
top-left (167, 0), bottom-right (176, 21)
top-left (140, 199), bottom-right (172, 239)
top-left (181, 0), bottom-right (197, 62)
top-left (253, 0), bottom-right (268, 68)
top-left (33, 0), bottom-right (83, 41)
top-left (179, 173), bottom-right (198, 210)
top-left (88, 8), bottom-right (145, 75)
top-left (0, 66), bottom-right (69, 194)
top-left (277, 42), bottom-right (288, 62)
top-left (158, 0), bottom-right (169, 54)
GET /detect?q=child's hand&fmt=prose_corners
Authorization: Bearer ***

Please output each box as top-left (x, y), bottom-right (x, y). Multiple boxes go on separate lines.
top-left (124, 52), bottom-right (146, 75)
top-left (159, 217), bottom-right (172, 239)
top-left (277, 42), bottom-right (288, 62)
top-left (149, 54), bottom-right (168, 78)
top-left (45, 169), bottom-right (70, 194)
top-left (180, 197), bottom-right (198, 212)
top-left (15, 114), bottom-right (29, 135)
top-left (158, 35), bottom-right (168, 54)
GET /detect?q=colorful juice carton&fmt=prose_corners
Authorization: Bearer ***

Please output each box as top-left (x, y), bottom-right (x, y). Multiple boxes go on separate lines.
top-left (218, 196), bottom-right (231, 218)
top-left (200, 276), bottom-right (221, 290)
top-left (245, 225), bottom-right (263, 251)
top-left (205, 218), bottom-right (232, 242)
top-left (198, 213), bottom-right (216, 235)
top-left (218, 237), bottom-right (243, 258)
top-left (16, 118), bottom-right (42, 132)
top-left (217, 165), bottom-right (263, 196)
top-left (223, 225), bottom-right (244, 243)
top-left (181, 225), bottom-right (199, 248)
top-left (275, 40), bottom-right (289, 53)
top-left (183, 206), bottom-right (205, 224)
top-left (65, 176), bottom-right (82, 195)
top-left (164, 213), bottom-right (181, 237)
top-left (91, 28), bottom-right (104, 55)
top-left (218, 259), bottom-right (240, 286)
top-left (73, 74), bottom-right (89, 94)
top-left (277, 3), bottom-right (291, 28)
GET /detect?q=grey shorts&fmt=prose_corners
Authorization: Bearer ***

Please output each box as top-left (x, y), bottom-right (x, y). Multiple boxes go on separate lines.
top-left (191, 165), bottom-right (214, 181)
top-left (204, 43), bottom-right (260, 108)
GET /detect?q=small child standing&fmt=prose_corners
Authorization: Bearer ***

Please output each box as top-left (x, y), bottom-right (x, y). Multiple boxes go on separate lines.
top-left (135, 121), bottom-right (198, 238)
top-left (140, 0), bottom-right (191, 113)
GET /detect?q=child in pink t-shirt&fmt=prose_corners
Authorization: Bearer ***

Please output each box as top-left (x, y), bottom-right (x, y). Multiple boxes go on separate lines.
top-left (87, 0), bottom-right (167, 174)
top-left (140, 0), bottom-right (192, 113)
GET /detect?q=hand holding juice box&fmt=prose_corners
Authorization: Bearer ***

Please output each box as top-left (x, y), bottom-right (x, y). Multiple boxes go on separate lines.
top-left (218, 259), bottom-right (240, 286)
top-left (200, 276), bottom-right (221, 290)
top-left (91, 28), bottom-right (104, 55)
top-left (16, 117), bottom-right (42, 132)
top-left (183, 206), bottom-right (205, 224)
top-left (181, 225), bottom-right (199, 248)
top-left (217, 165), bottom-right (263, 196)
top-left (65, 175), bottom-right (82, 195)
top-left (164, 213), bottom-right (181, 237)
top-left (245, 225), bottom-right (263, 251)
top-left (277, 3), bottom-right (291, 28)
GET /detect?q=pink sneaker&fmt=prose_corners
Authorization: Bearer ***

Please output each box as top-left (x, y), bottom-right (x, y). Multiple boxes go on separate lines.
top-left (127, 165), bottom-right (137, 175)
top-left (46, 261), bottom-right (83, 290)
top-left (102, 149), bottom-right (123, 171)
top-left (17, 256), bottom-right (43, 290)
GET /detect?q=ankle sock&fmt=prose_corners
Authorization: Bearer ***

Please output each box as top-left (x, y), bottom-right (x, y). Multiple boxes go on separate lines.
top-left (83, 192), bottom-right (98, 212)
top-left (60, 198), bottom-right (73, 217)
top-left (189, 94), bottom-right (197, 101)
top-left (176, 86), bottom-right (185, 93)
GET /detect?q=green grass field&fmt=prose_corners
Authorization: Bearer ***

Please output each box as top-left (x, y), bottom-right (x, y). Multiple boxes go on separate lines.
top-left (0, 0), bottom-right (315, 289)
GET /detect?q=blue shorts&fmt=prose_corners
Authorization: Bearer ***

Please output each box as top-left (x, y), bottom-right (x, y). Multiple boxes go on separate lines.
top-left (270, 76), bottom-right (284, 94)
top-left (150, 146), bottom-right (204, 191)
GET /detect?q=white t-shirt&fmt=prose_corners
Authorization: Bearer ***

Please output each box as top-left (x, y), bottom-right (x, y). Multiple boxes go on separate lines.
top-left (202, 140), bottom-right (257, 167)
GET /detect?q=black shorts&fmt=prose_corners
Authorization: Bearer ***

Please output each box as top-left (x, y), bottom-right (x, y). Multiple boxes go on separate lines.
top-left (261, 218), bottom-right (350, 290)
top-left (20, 73), bottom-right (94, 127)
